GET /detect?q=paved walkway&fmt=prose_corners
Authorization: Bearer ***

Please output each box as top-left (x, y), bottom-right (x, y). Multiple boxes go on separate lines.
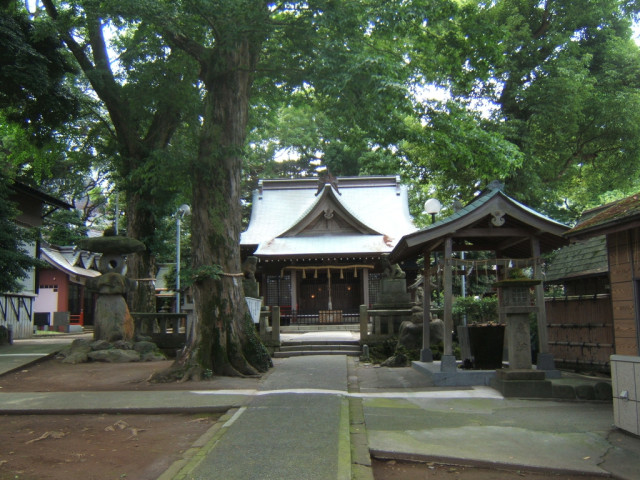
top-left (181, 356), bottom-right (351, 480)
top-left (1, 337), bottom-right (640, 480)
top-left (0, 339), bottom-right (71, 376)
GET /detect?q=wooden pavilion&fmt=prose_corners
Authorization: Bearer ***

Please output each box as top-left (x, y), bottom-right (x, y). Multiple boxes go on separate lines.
top-left (390, 181), bottom-right (569, 372)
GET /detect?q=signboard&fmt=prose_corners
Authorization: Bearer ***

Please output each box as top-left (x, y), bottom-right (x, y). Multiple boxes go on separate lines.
top-left (246, 297), bottom-right (262, 324)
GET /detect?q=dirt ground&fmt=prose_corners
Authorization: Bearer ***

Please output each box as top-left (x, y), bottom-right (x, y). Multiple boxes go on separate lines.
top-left (0, 358), bottom-right (611, 480)
top-left (0, 359), bottom-right (227, 480)
top-left (0, 357), bottom-right (261, 392)
top-left (0, 413), bottom-right (217, 480)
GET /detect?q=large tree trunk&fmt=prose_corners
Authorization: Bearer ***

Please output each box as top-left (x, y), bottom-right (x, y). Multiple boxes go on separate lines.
top-left (175, 39), bottom-right (271, 377)
top-left (125, 188), bottom-right (157, 313)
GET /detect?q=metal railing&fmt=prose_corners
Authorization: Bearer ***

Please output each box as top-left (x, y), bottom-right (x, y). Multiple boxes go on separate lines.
top-left (69, 310), bottom-right (84, 326)
top-left (277, 308), bottom-right (361, 326)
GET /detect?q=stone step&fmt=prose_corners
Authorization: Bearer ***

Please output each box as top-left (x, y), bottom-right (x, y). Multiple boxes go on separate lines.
top-left (273, 350), bottom-right (361, 358)
top-left (280, 325), bottom-right (360, 332)
top-left (279, 344), bottom-right (360, 352)
top-left (281, 340), bottom-right (360, 347)
top-left (275, 340), bottom-right (361, 358)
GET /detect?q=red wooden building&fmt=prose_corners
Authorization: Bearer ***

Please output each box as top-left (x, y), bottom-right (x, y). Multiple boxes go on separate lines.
top-left (2, 182), bottom-right (71, 339)
top-left (34, 244), bottom-right (100, 329)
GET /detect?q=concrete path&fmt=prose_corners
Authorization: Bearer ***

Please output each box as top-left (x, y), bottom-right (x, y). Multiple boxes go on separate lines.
top-left (179, 355), bottom-right (351, 480)
top-left (0, 334), bottom-right (87, 376)
top-left (365, 394), bottom-right (619, 476)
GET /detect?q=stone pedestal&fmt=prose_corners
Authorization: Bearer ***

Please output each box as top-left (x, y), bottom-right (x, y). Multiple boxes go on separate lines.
top-left (440, 355), bottom-right (458, 373)
top-left (373, 278), bottom-right (412, 335)
top-left (491, 369), bottom-right (552, 398)
top-left (372, 303), bottom-right (412, 335)
top-left (80, 235), bottom-right (145, 343)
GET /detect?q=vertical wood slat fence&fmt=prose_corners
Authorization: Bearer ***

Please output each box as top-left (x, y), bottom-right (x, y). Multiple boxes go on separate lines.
top-left (545, 294), bottom-right (614, 371)
top-left (0, 294), bottom-right (34, 339)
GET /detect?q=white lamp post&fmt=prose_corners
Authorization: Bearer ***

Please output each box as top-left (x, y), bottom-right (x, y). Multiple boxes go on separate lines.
top-left (175, 204), bottom-right (191, 313)
top-left (420, 197), bottom-right (442, 362)
top-left (423, 198), bottom-right (442, 224)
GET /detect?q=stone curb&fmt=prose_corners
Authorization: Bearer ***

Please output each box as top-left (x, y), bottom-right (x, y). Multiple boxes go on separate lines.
top-left (347, 357), bottom-right (374, 480)
top-left (159, 408), bottom-right (239, 480)
top-left (0, 405), bottom-right (235, 415)
top-left (338, 397), bottom-right (353, 480)
top-left (0, 351), bottom-right (59, 378)
top-left (368, 450), bottom-right (611, 478)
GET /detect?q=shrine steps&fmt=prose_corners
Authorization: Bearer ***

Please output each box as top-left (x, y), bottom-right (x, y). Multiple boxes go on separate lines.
top-left (273, 340), bottom-right (361, 358)
top-left (280, 324), bottom-right (360, 332)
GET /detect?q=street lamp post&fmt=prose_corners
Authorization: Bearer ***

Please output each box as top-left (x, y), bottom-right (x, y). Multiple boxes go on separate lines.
top-left (420, 198), bottom-right (442, 362)
top-left (175, 204), bottom-right (191, 313)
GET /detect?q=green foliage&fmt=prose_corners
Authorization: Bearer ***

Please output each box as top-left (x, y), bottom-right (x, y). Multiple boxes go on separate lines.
top-left (452, 296), bottom-right (498, 325)
top-left (400, 102), bottom-right (524, 217)
top-left (456, 0), bottom-right (640, 219)
top-left (241, 1), bottom-right (640, 225)
top-left (0, 1), bottom-right (79, 140)
top-left (0, 175), bottom-right (41, 293)
top-left (367, 337), bottom-right (399, 363)
top-left (43, 209), bottom-right (88, 246)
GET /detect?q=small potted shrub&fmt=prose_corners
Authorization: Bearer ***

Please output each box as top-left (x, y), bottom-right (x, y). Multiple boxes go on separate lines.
top-left (454, 296), bottom-right (504, 369)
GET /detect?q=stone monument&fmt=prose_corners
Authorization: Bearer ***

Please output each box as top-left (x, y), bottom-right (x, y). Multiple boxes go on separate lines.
top-left (373, 254), bottom-right (412, 335)
top-left (79, 235), bottom-right (145, 343)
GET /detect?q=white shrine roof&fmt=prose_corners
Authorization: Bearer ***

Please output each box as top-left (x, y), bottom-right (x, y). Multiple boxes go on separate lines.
top-left (241, 176), bottom-right (416, 258)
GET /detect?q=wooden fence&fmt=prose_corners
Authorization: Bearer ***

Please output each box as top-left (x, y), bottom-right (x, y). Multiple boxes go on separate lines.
top-left (545, 294), bottom-right (614, 372)
top-left (0, 294), bottom-right (34, 339)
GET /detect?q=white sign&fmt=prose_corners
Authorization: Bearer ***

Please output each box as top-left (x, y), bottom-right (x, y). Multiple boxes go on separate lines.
top-left (246, 297), bottom-right (262, 324)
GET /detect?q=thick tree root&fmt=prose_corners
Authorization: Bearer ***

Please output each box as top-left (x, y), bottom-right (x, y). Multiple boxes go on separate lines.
top-left (147, 350), bottom-right (203, 383)
top-left (147, 354), bottom-right (262, 382)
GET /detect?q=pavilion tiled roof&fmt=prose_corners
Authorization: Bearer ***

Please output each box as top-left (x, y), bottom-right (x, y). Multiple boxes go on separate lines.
top-left (390, 182), bottom-right (568, 262)
top-left (545, 235), bottom-right (608, 282)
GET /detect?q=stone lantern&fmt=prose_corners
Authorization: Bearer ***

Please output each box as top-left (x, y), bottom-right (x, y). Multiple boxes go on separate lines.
top-left (492, 278), bottom-right (552, 397)
top-left (494, 279), bottom-right (539, 370)
top-left (78, 236), bottom-right (145, 342)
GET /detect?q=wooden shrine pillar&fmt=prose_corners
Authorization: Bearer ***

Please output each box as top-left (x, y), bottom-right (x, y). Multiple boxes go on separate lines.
top-left (443, 237), bottom-right (453, 356)
top-left (290, 270), bottom-right (298, 312)
top-left (531, 237), bottom-right (556, 373)
top-left (441, 237), bottom-right (457, 371)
